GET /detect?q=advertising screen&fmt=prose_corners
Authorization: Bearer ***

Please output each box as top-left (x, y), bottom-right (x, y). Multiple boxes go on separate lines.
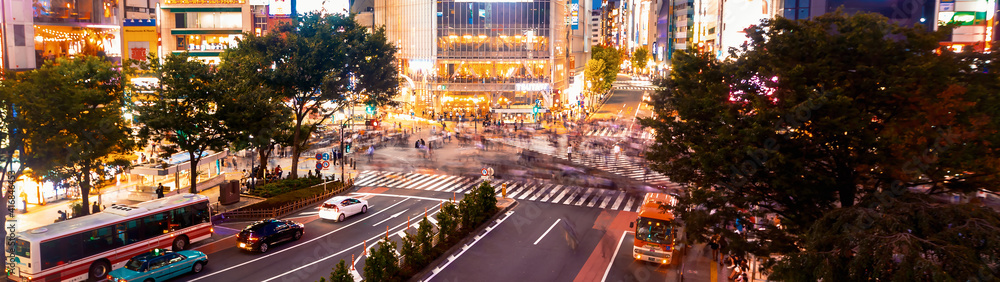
top-left (269, 0), bottom-right (292, 16)
top-left (297, 0), bottom-right (350, 15)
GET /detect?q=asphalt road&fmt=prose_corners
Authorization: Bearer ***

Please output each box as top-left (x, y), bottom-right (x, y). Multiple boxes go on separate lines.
top-left (590, 76), bottom-right (656, 122)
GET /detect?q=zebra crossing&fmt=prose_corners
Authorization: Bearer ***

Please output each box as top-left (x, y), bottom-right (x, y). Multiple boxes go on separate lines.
top-left (585, 128), bottom-right (654, 139)
top-left (352, 170), bottom-right (647, 212)
top-left (614, 86), bottom-right (656, 91)
top-left (492, 137), bottom-right (683, 191)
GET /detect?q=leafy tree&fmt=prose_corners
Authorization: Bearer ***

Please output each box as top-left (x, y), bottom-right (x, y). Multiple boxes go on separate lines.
top-left (239, 13), bottom-right (399, 179)
top-left (416, 216), bottom-right (434, 259)
top-left (584, 59), bottom-right (609, 95)
top-left (8, 56), bottom-right (137, 214)
top-left (363, 238), bottom-right (400, 282)
top-left (631, 46), bottom-right (649, 72)
top-left (592, 45), bottom-right (622, 86)
top-left (0, 73), bottom-right (26, 199)
top-left (135, 53), bottom-right (229, 193)
top-left (217, 34), bottom-right (295, 179)
top-left (436, 201), bottom-right (460, 244)
top-left (399, 230), bottom-right (423, 274)
top-left (321, 259), bottom-right (354, 282)
top-left (641, 11), bottom-right (1000, 279)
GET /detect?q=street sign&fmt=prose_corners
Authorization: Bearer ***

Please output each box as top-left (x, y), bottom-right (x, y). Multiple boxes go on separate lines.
top-left (481, 167), bottom-right (494, 176)
top-left (316, 163), bottom-right (324, 170)
top-left (316, 153), bottom-right (323, 161)
top-left (322, 153), bottom-right (330, 161)
top-left (323, 161), bottom-right (330, 168)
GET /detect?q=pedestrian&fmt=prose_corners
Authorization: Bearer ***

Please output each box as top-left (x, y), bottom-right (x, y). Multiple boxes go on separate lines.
top-left (92, 201), bottom-right (100, 213)
top-left (415, 140), bottom-right (421, 148)
top-left (156, 183), bottom-right (165, 199)
top-left (57, 210), bottom-right (67, 221)
top-left (567, 145), bottom-right (573, 160)
top-left (709, 234), bottom-right (720, 261)
top-left (717, 235), bottom-right (728, 264)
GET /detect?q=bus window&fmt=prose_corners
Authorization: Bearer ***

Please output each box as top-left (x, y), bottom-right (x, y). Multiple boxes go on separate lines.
top-left (117, 219), bottom-right (143, 245)
top-left (83, 226), bottom-right (120, 255)
top-left (40, 234), bottom-right (84, 270)
top-left (14, 239), bottom-right (30, 258)
top-left (143, 212), bottom-right (171, 238)
top-left (192, 202), bottom-right (210, 224)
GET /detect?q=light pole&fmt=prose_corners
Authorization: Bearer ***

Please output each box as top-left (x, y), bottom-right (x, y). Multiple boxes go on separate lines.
top-left (340, 123), bottom-right (345, 182)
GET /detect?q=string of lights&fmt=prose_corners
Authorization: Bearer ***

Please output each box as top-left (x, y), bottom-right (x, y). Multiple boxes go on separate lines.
top-left (35, 27), bottom-right (119, 43)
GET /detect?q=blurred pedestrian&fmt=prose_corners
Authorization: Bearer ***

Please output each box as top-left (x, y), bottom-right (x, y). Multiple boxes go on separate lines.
top-left (156, 183), bottom-right (165, 199)
top-left (92, 201), bottom-right (100, 213)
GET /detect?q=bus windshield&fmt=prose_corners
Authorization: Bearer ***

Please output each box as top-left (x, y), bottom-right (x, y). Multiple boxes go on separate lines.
top-left (14, 239), bottom-right (30, 258)
top-left (124, 257), bottom-right (148, 271)
top-left (636, 217), bottom-right (672, 244)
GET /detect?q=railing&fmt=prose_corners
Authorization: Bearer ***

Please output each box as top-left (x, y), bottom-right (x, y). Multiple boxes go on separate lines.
top-left (217, 179), bottom-right (354, 222)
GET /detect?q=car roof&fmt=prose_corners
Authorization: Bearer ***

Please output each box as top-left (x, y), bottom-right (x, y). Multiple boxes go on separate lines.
top-left (325, 196), bottom-right (349, 203)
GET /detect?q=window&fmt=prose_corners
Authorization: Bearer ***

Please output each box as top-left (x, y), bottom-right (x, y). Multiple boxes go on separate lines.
top-left (143, 212), bottom-right (171, 238)
top-left (175, 13), bottom-right (187, 28)
top-left (798, 0), bottom-right (810, 7)
top-left (784, 0), bottom-right (797, 8)
top-left (784, 9), bottom-right (795, 19)
top-left (117, 219), bottom-right (143, 245)
top-left (40, 235), bottom-right (84, 270)
top-left (13, 25), bottom-right (25, 46)
top-left (83, 226), bottom-right (119, 255)
top-left (176, 36), bottom-right (187, 50)
top-left (148, 257), bottom-right (169, 270)
top-left (168, 253), bottom-right (185, 264)
top-left (13, 239), bottom-right (30, 258)
top-left (798, 8), bottom-right (809, 19)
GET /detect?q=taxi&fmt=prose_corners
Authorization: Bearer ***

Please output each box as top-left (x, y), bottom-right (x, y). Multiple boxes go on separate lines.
top-left (107, 249), bottom-right (208, 282)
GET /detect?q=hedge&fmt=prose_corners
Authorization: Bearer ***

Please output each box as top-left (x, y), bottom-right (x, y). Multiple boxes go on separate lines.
top-left (248, 177), bottom-right (326, 198)
top-left (244, 181), bottom-right (344, 210)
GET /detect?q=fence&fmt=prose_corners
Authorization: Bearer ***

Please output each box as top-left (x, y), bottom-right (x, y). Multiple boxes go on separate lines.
top-left (216, 179), bottom-right (354, 222)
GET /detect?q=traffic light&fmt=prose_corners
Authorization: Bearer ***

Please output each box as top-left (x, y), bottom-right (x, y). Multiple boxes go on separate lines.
top-left (372, 119), bottom-right (379, 128)
top-left (532, 105), bottom-right (539, 114)
top-left (365, 103), bottom-right (376, 115)
top-left (345, 143), bottom-right (352, 153)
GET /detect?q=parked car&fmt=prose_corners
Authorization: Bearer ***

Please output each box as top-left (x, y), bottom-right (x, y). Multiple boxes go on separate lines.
top-left (236, 218), bottom-right (305, 253)
top-left (319, 196), bottom-right (369, 222)
top-left (107, 249), bottom-right (207, 282)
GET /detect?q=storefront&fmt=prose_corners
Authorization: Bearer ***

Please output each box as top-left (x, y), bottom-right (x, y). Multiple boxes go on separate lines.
top-left (122, 19), bottom-right (157, 62)
top-left (33, 25), bottom-right (121, 63)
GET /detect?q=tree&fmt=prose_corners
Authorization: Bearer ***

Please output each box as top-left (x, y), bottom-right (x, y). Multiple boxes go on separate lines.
top-left (242, 13), bottom-right (399, 179)
top-left (136, 53), bottom-right (229, 194)
top-left (631, 46), bottom-right (649, 72)
top-left (8, 56), bottom-right (137, 215)
top-left (592, 45), bottom-right (622, 85)
top-left (320, 259), bottom-right (354, 282)
top-left (364, 238), bottom-right (400, 282)
top-left (399, 230), bottom-right (423, 274)
top-left (640, 11), bottom-right (1000, 279)
top-left (584, 59), bottom-right (609, 94)
top-left (436, 201), bottom-right (460, 245)
top-left (217, 34), bottom-right (295, 179)
top-left (0, 73), bottom-right (26, 205)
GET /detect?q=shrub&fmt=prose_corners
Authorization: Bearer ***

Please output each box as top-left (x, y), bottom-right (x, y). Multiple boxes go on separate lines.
top-left (249, 176), bottom-right (325, 198)
top-left (364, 239), bottom-right (400, 282)
top-left (399, 230), bottom-right (423, 276)
top-left (242, 181), bottom-right (343, 210)
top-left (436, 202), bottom-right (460, 245)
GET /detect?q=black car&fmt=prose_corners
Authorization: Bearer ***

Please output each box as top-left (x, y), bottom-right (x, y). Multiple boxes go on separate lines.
top-left (236, 219), bottom-right (305, 253)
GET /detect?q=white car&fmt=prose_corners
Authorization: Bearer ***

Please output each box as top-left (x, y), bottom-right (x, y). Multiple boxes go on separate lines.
top-left (319, 196), bottom-right (369, 222)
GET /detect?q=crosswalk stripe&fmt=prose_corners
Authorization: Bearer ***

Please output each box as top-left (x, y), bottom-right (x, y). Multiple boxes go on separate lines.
top-left (622, 197), bottom-right (636, 211)
top-left (493, 180), bottom-right (511, 194)
top-left (381, 172), bottom-right (412, 187)
top-left (427, 216), bottom-right (439, 226)
top-left (396, 174), bottom-right (429, 189)
top-left (442, 178), bottom-right (472, 192)
top-left (532, 184), bottom-right (554, 201)
top-left (587, 190), bottom-right (604, 208)
top-left (610, 193), bottom-right (626, 210)
top-left (598, 190), bottom-right (616, 209)
top-left (574, 188), bottom-right (595, 206)
top-left (405, 174), bottom-right (442, 190)
top-left (547, 185), bottom-right (569, 203)
top-left (422, 175), bottom-right (452, 191)
top-left (397, 230), bottom-right (407, 239)
top-left (517, 184), bottom-right (540, 200)
top-left (560, 188), bottom-right (579, 205)
top-left (429, 175), bottom-right (460, 191)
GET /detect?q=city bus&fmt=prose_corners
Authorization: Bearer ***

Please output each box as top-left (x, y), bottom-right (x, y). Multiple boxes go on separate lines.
top-left (7, 193), bottom-right (213, 282)
top-left (630, 192), bottom-right (679, 264)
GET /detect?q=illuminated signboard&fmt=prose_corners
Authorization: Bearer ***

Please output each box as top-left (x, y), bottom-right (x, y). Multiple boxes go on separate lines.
top-left (516, 83), bottom-right (550, 91)
top-left (270, 0), bottom-right (292, 16)
top-left (571, 0), bottom-right (579, 30)
top-left (941, 11), bottom-right (988, 26)
top-left (455, 0), bottom-right (532, 2)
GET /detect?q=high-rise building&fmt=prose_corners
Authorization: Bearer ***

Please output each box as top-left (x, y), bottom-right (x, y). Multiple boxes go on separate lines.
top-left (591, 9), bottom-right (603, 47)
top-left (369, 0), bottom-right (570, 122)
top-left (936, 0), bottom-right (997, 52)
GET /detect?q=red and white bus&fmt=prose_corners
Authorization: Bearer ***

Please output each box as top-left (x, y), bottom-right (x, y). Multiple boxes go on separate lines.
top-left (8, 193), bottom-right (213, 282)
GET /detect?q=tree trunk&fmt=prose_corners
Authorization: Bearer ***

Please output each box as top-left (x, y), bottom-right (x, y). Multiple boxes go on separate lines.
top-left (290, 118), bottom-right (303, 179)
top-left (189, 152), bottom-right (200, 194)
top-left (838, 167), bottom-right (856, 207)
top-left (257, 148), bottom-right (268, 179)
top-left (80, 164), bottom-right (92, 216)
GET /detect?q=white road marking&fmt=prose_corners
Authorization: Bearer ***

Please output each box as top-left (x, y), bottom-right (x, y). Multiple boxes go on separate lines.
top-left (602, 231), bottom-right (631, 282)
top-left (599, 191), bottom-right (615, 209)
top-left (423, 210), bottom-right (516, 282)
top-left (550, 186), bottom-right (571, 203)
top-left (574, 188), bottom-right (595, 206)
top-left (533, 218), bottom-right (562, 245)
top-left (188, 198), bottom-right (411, 282)
top-left (517, 184), bottom-right (540, 200)
top-left (529, 184), bottom-right (552, 201)
top-left (560, 189), bottom-right (579, 205)
top-left (429, 175), bottom-right (460, 191)
top-left (610, 193), bottom-right (626, 210)
top-left (622, 197), bottom-right (636, 211)
top-left (372, 210), bottom-right (407, 227)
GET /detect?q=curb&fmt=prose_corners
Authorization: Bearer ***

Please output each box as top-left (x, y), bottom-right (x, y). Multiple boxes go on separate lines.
top-left (408, 199), bottom-right (519, 281)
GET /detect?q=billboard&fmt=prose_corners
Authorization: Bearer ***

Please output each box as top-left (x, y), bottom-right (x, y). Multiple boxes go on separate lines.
top-left (123, 19), bottom-right (158, 62)
top-left (269, 0), bottom-right (292, 16)
top-left (571, 0), bottom-right (580, 30)
top-left (297, 0), bottom-right (349, 15)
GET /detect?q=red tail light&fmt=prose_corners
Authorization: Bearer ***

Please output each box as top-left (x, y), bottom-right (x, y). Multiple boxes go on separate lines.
top-left (322, 204), bottom-right (338, 211)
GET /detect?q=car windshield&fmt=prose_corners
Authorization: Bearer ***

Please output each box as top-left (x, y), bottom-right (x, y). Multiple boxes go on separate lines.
top-left (124, 257), bottom-right (148, 271)
top-left (636, 218), bottom-right (672, 244)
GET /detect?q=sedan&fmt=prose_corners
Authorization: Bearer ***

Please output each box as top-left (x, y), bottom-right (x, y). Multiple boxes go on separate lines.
top-left (236, 218), bottom-right (305, 253)
top-left (107, 249), bottom-right (207, 282)
top-left (319, 196), bottom-right (369, 222)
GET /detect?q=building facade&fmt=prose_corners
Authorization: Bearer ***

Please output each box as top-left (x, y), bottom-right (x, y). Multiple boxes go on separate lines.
top-left (370, 0), bottom-right (570, 122)
top-left (157, 0), bottom-right (252, 64)
top-left (2, 0), bottom-right (123, 70)
top-left (937, 0), bottom-right (996, 52)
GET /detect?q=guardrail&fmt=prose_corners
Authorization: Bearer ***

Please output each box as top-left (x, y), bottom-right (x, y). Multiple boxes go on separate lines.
top-left (217, 179), bottom-right (354, 222)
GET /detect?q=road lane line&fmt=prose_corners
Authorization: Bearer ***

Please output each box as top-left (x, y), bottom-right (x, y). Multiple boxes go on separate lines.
top-left (263, 207), bottom-right (446, 282)
top-left (403, 174), bottom-right (437, 190)
top-left (187, 198), bottom-right (412, 282)
top-left (428, 175), bottom-right (459, 191)
top-left (587, 190), bottom-right (603, 208)
top-left (506, 183), bottom-right (526, 198)
top-left (423, 210), bottom-right (516, 282)
top-left (517, 184), bottom-right (540, 200)
top-left (540, 185), bottom-right (563, 202)
top-left (533, 218), bottom-right (562, 245)
top-left (602, 231), bottom-right (631, 282)
top-left (560, 189), bottom-right (580, 205)
top-left (622, 197), bottom-right (636, 211)
top-left (441, 178), bottom-right (472, 192)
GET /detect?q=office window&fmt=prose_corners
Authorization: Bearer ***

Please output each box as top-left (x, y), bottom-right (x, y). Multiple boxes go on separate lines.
top-left (13, 25), bottom-right (25, 46)
top-left (798, 8), bottom-right (809, 19)
top-left (799, 0), bottom-right (810, 7)
top-left (175, 13), bottom-right (187, 28)
top-left (784, 9), bottom-right (795, 19)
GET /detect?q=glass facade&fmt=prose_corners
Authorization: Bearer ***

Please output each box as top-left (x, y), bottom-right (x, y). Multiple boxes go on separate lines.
top-left (431, 0), bottom-right (559, 121)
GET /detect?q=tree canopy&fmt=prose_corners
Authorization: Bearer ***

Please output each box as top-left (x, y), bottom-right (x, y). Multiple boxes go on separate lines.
top-left (5, 56), bottom-right (137, 214)
top-left (590, 45), bottom-right (622, 93)
top-left (641, 11), bottom-right (1000, 280)
top-left (631, 46), bottom-right (649, 72)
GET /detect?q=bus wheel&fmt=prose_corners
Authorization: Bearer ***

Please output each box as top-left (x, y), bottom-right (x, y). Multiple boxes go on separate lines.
top-left (88, 260), bottom-right (111, 281)
top-left (172, 236), bottom-right (190, 251)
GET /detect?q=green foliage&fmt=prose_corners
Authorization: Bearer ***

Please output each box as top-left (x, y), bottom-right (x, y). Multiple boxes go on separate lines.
top-left (5, 56), bottom-right (137, 215)
top-left (436, 202), bottom-right (460, 245)
top-left (363, 239), bottom-right (400, 282)
top-left (325, 259), bottom-right (354, 282)
top-left (591, 45), bottom-right (622, 87)
top-left (457, 181), bottom-right (498, 233)
top-left (243, 181), bottom-right (341, 210)
top-left (584, 59), bottom-right (609, 94)
top-left (631, 47), bottom-right (649, 71)
top-left (416, 217), bottom-right (434, 260)
top-left (135, 53), bottom-right (229, 194)
top-left (247, 176), bottom-right (325, 198)
top-left (640, 11), bottom-right (1000, 280)
top-left (398, 230), bottom-right (423, 275)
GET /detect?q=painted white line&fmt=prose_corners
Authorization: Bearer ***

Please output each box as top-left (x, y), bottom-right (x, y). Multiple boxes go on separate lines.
top-left (599, 191), bottom-right (615, 209)
top-left (372, 210), bottom-right (407, 227)
top-left (212, 225), bottom-right (242, 232)
top-left (428, 175), bottom-right (459, 191)
top-left (506, 183), bottom-right (526, 198)
top-left (263, 208), bottom-right (444, 282)
top-left (610, 193), bottom-right (626, 210)
top-left (441, 178), bottom-right (471, 192)
top-left (602, 231), bottom-right (632, 282)
top-left (403, 174), bottom-right (437, 190)
top-left (560, 189), bottom-right (579, 205)
top-left (533, 218), bottom-right (562, 245)
top-left (551, 186), bottom-right (571, 203)
top-left (517, 184), bottom-right (540, 200)
top-left (423, 210), bottom-right (516, 282)
top-left (349, 192), bottom-right (453, 202)
top-left (396, 230), bottom-right (407, 239)
top-left (622, 197), bottom-right (636, 211)
top-left (529, 184), bottom-right (552, 201)
top-left (427, 216), bottom-right (439, 226)
top-left (574, 188), bottom-right (595, 206)
top-left (188, 198), bottom-right (412, 282)
top-left (299, 211), bottom-right (319, 215)
top-left (539, 185), bottom-right (562, 202)
top-left (587, 190), bottom-right (603, 208)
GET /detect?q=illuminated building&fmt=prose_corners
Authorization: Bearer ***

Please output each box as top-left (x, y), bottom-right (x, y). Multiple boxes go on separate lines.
top-left (936, 0), bottom-right (997, 52)
top-left (157, 0), bottom-right (252, 64)
top-left (2, 0), bottom-right (123, 70)
top-left (366, 0), bottom-right (570, 122)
